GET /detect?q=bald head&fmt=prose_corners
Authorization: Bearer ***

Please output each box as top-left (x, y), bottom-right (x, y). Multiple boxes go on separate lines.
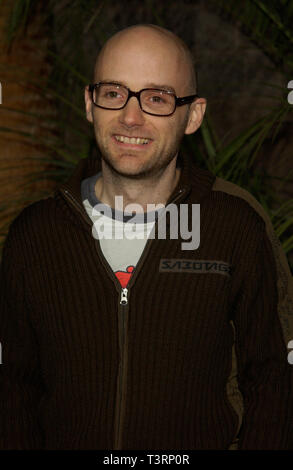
top-left (93, 24), bottom-right (197, 95)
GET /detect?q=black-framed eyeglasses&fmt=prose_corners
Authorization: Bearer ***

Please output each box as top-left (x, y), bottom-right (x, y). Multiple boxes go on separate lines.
top-left (88, 82), bottom-right (198, 116)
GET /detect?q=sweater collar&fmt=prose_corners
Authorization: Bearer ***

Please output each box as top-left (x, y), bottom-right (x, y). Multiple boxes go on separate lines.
top-left (57, 151), bottom-right (216, 206)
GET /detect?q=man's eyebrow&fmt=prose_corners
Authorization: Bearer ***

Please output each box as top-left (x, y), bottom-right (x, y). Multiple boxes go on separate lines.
top-left (144, 83), bottom-right (176, 94)
top-left (99, 79), bottom-right (176, 94)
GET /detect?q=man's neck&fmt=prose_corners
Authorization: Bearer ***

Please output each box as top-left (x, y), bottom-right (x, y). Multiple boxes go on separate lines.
top-left (94, 161), bottom-right (181, 213)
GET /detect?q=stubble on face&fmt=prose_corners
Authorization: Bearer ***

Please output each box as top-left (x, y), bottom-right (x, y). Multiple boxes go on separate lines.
top-left (93, 110), bottom-right (189, 180)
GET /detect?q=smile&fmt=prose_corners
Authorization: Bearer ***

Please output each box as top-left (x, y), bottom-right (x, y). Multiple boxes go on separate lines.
top-left (114, 135), bottom-right (151, 145)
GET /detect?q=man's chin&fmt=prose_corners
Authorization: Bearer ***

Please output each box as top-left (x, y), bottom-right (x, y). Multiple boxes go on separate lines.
top-left (111, 165), bottom-right (153, 179)
top-left (102, 153), bottom-right (154, 178)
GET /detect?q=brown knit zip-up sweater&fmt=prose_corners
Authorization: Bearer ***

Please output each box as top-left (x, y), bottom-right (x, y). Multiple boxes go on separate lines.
top-left (1, 152), bottom-right (293, 450)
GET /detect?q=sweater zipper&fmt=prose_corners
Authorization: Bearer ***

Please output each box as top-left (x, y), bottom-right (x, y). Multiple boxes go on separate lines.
top-left (113, 186), bottom-right (188, 449)
top-left (59, 184), bottom-right (188, 449)
top-left (113, 288), bottom-right (129, 449)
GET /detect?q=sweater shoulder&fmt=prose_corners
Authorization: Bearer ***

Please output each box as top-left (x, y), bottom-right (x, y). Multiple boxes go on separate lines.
top-left (1, 197), bottom-right (58, 270)
top-left (9, 196), bottom-right (57, 231)
top-left (211, 176), bottom-right (271, 230)
top-left (5, 196), bottom-right (60, 250)
top-left (210, 175), bottom-right (292, 281)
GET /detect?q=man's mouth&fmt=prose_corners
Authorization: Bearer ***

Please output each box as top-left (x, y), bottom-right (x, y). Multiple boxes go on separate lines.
top-left (113, 134), bottom-right (152, 147)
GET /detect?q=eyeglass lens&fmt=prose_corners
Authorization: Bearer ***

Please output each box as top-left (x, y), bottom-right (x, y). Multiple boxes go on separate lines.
top-left (93, 84), bottom-right (175, 115)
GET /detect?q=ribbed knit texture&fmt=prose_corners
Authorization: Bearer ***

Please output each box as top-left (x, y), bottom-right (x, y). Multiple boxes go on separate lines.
top-left (0, 152), bottom-right (293, 449)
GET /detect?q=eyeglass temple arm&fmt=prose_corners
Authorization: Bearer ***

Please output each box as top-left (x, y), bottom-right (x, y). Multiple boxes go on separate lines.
top-left (176, 94), bottom-right (198, 106)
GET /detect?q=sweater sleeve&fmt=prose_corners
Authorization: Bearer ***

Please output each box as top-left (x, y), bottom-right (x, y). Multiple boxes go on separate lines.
top-left (232, 221), bottom-right (293, 450)
top-left (0, 222), bottom-right (45, 449)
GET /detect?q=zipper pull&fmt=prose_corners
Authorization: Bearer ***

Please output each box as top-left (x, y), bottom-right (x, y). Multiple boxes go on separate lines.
top-left (120, 288), bottom-right (128, 305)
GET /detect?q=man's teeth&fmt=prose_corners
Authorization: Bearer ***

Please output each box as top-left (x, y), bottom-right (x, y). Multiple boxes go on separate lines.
top-left (115, 135), bottom-right (150, 145)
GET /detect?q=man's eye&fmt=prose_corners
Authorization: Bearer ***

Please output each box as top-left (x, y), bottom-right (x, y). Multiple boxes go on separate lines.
top-left (150, 95), bottom-right (165, 103)
top-left (105, 91), bottom-right (119, 98)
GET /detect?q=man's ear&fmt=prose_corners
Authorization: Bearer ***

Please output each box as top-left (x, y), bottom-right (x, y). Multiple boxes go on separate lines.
top-left (184, 97), bottom-right (207, 135)
top-left (85, 86), bottom-right (94, 123)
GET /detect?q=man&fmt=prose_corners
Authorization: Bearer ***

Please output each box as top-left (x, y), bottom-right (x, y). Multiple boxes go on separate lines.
top-left (0, 23), bottom-right (293, 450)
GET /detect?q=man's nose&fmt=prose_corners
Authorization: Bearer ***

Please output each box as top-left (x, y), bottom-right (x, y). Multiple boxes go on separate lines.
top-left (118, 96), bottom-right (145, 127)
